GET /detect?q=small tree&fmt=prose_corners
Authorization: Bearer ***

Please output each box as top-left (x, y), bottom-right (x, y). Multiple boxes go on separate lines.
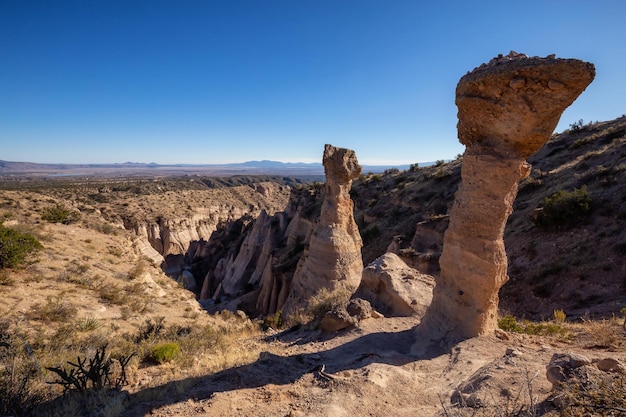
top-left (0, 224), bottom-right (43, 269)
top-left (41, 203), bottom-right (80, 225)
top-left (533, 186), bottom-right (592, 229)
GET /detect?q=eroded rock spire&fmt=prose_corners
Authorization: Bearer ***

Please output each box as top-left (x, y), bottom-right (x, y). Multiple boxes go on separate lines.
top-left (421, 53), bottom-right (595, 340)
top-left (282, 144), bottom-right (363, 316)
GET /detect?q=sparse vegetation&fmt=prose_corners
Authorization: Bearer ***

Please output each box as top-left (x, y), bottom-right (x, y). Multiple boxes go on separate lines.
top-left (0, 114), bottom-right (624, 415)
top-left (498, 314), bottom-right (568, 337)
top-left (77, 316), bottom-right (102, 332)
top-left (533, 186), bottom-right (592, 229)
top-left (46, 345), bottom-right (135, 393)
top-left (29, 295), bottom-right (78, 322)
top-left (552, 373), bottom-right (626, 416)
top-left (263, 310), bottom-right (283, 330)
top-left (553, 309), bottom-right (566, 324)
top-left (41, 203), bottom-right (81, 224)
top-left (149, 342), bottom-right (181, 364)
top-left (0, 222), bottom-right (43, 269)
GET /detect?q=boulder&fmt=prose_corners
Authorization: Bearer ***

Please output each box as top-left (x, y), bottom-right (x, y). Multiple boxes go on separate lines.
top-left (355, 253), bottom-right (434, 317)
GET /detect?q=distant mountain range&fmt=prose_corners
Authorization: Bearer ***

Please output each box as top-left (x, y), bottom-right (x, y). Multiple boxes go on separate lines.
top-left (0, 159), bottom-right (428, 178)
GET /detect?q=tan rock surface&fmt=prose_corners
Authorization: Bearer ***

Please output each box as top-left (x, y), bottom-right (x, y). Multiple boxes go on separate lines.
top-left (355, 252), bottom-right (434, 317)
top-left (421, 53), bottom-right (595, 340)
top-left (283, 145), bottom-right (363, 316)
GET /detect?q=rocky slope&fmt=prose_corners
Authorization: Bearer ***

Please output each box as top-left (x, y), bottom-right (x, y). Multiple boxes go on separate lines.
top-left (185, 116), bottom-right (625, 322)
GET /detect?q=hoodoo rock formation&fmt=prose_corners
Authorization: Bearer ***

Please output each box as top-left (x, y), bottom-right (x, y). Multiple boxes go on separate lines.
top-left (421, 52), bottom-right (595, 340)
top-left (282, 144), bottom-right (364, 316)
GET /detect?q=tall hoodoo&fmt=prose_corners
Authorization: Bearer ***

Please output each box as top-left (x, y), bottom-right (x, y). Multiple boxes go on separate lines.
top-left (282, 144), bottom-right (363, 316)
top-left (421, 52), bottom-right (595, 339)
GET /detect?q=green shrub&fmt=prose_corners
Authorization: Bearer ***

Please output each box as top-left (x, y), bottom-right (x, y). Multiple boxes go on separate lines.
top-left (41, 203), bottom-right (80, 224)
top-left (0, 223), bottom-right (43, 269)
top-left (262, 311), bottom-right (283, 330)
top-left (533, 186), bottom-right (592, 229)
top-left (497, 315), bottom-right (523, 333)
top-left (149, 342), bottom-right (180, 364)
top-left (498, 314), bottom-right (568, 337)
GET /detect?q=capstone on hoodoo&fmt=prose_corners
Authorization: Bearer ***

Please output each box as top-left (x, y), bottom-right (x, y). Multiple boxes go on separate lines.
top-left (420, 52), bottom-right (595, 340)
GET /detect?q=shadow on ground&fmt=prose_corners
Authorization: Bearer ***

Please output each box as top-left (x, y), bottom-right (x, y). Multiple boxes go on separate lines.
top-left (120, 325), bottom-right (453, 416)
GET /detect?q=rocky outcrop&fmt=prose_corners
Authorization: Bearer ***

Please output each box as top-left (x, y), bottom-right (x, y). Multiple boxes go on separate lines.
top-left (195, 185), bottom-right (320, 316)
top-left (355, 252), bottom-right (434, 317)
top-left (125, 205), bottom-right (252, 258)
top-left (421, 52), bottom-right (595, 340)
top-left (282, 145), bottom-right (364, 317)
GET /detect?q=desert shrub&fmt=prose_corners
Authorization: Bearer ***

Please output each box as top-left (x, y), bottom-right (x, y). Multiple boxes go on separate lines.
top-left (77, 316), bottom-right (101, 332)
top-left (149, 342), bottom-right (180, 364)
top-left (128, 258), bottom-right (148, 279)
top-left (133, 317), bottom-right (166, 343)
top-left (533, 186), bottom-right (591, 229)
top-left (29, 296), bottom-right (78, 322)
top-left (0, 270), bottom-right (14, 286)
top-left (553, 309), bottom-right (566, 324)
top-left (0, 223), bottom-right (43, 269)
top-left (308, 287), bottom-right (351, 320)
top-left (569, 118), bottom-right (584, 131)
top-left (262, 311), bottom-right (283, 330)
top-left (497, 315), bottom-right (523, 333)
top-left (46, 345), bottom-right (135, 393)
top-left (0, 328), bottom-right (47, 415)
top-left (41, 203), bottom-right (80, 224)
top-left (498, 315), bottom-right (568, 337)
top-left (554, 372), bottom-right (626, 416)
top-left (97, 282), bottom-right (127, 305)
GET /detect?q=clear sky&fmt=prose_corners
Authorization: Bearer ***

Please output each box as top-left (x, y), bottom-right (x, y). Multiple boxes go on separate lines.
top-left (1, 1), bottom-right (624, 165)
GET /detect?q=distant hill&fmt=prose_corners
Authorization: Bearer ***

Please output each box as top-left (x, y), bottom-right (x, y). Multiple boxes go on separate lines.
top-left (0, 159), bottom-right (422, 178)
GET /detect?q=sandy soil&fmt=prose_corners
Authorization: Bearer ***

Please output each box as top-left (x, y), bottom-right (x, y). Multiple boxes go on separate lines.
top-left (118, 314), bottom-right (618, 417)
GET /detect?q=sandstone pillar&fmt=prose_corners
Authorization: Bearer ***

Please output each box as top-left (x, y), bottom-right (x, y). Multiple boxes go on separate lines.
top-left (421, 53), bottom-right (595, 340)
top-left (282, 144), bottom-right (363, 316)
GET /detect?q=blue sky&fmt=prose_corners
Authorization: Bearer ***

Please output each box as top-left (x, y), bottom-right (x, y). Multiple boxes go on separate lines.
top-left (1, 1), bottom-right (624, 165)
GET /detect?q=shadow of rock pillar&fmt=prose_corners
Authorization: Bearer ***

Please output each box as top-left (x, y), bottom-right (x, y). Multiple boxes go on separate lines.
top-left (420, 52), bottom-right (595, 340)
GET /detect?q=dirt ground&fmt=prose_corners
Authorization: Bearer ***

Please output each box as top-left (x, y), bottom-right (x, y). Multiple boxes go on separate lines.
top-left (119, 314), bottom-right (622, 417)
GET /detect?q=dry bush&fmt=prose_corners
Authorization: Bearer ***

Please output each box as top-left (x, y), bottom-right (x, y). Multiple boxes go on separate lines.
top-left (96, 282), bottom-right (127, 305)
top-left (440, 368), bottom-right (542, 417)
top-left (552, 373), bottom-right (626, 416)
top-left (570, 316), bottom-right (625, 349)
top-left (285, 287), bottom-right (352, 328)
top-left (498, 315), bottom-right (569, 339)
top-left (0, 321), bottom-right (52, 415)
top-left (28, 296), bottom-right (78, 323)
top-left (127, 258), bottom-right (149, 280)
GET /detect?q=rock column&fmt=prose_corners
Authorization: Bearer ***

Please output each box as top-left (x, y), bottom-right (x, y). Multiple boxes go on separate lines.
top-left (282, 144), bottom-right (363, 316)
top-left (421, 53), bottom-right (595, 340)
